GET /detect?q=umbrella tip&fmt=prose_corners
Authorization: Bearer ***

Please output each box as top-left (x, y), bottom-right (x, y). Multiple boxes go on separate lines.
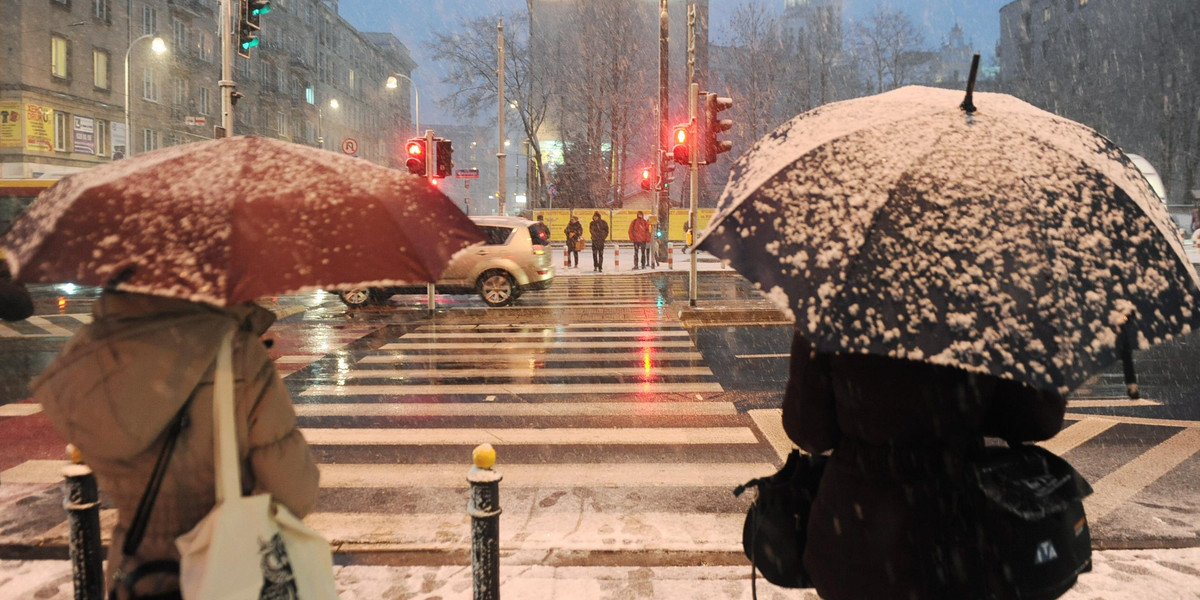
top-left (960, 53), bottom-right (981, 114)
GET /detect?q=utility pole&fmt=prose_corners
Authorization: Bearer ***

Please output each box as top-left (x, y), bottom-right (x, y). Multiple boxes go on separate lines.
top-left (497, 20), bottom-right (507, 217)
top-left (688, 5), bottom-right (698, 306)
top-left (657, 0), bottom-right (670, 261)
top-left (218, 0), bottom-right (234, 137)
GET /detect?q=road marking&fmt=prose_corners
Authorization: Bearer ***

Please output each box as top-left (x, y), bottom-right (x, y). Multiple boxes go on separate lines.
top-left (1039, 418), bottom-right (1119, 455)
top-left (379, 340), bottom-right (697, 350)
top-left (402, 330), bottom-right (691, 339)
top-left (294, 401), bottom-right (738, 418)
top-left (734, 353), bottom-right (789, 359)
top-left (1068, 399), bottom-right (1162, 408)
top-left (0, 404), bottom-right (42, 417)
top-left (275, 355), bottom-right (323, 364)
top-left (419, 323), bottom-right (688, 331)
top-left (317, 462), bottom-right (776, 488)
top-left (341, 366), bottom-right (715, 379)
top-left (1, 460), bottom-right (64, 484)
top-left (24, 316), bottom-right (74, 337)
top-left (748, 409), bottom-right (793, 462)
top-left (301, 427), bottom-right (757, 446)
top-left (357, 351), bottom-right (705, 364)
top-left (300, 382), bottom-right (724, 396)
top-left (1085, 427), bottom-right (1200, 521)
top-left (1063, 413), bottom-right (1200, 428)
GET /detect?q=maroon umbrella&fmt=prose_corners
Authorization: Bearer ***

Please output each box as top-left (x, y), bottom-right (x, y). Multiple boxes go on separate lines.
top-left (1, 136), bottom-right (483, 307)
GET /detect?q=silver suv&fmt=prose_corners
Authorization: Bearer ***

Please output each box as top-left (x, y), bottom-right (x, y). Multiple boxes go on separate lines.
top-left (338, 216), bottom-right (555, 308)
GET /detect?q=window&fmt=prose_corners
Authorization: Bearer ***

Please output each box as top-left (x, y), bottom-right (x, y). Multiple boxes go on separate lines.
top-left (197, 31), bottom-right (213, 62)
top-left (143, 128), bottom-right (159, 152)
top-left (199, 88), bottom-right (210, 115)
top-left (305, 86), bottom-right (314, 105)
top-left (173, 18), bottom-right (186, 52)
top-left (93, 49), bottom-right (109, 89)
top-left (93, 0), bottom-right (108, 20)
top-left (142, 5), bottom-right (157, 35)
top-left (1042, 7), bottom-right (1052, 22)
top-left (96, 119), bottom-right (109, 156)
top-left (237, 56), bottom-right (250, 78)
top-left (348, 68), bottom-right (355, 92)
top-left (54, 111), bottom-right (69, 151)
top-left (276, 112), bottom-right (286, 136)
top-left (1079, 0), bottom-right (1088, 5)
top-left (173, 77), bottom-right (187, 105)
top-left (51, 36), bottom-right (69, 79)
top-left (143, 67), bottom-right (159, 102)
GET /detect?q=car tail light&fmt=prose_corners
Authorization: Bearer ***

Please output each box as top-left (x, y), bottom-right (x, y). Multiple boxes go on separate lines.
top-left (532, 245), bottom-right (545, 255)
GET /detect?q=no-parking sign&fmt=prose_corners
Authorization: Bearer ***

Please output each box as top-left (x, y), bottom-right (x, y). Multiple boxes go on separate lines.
top-left (341, 138), bottom-right (358, 155)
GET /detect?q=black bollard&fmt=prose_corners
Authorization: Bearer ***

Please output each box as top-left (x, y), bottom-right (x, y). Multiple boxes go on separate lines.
top-left (63, 444), bottom-right (103, 600)
top-left (467, 443), bottom-right (502, 600)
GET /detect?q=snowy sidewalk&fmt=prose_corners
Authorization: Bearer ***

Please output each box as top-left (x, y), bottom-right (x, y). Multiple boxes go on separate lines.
top-left (3, 547), bottom-right (1198, 599)
top-left (551, 243), bottom-right (729, 276)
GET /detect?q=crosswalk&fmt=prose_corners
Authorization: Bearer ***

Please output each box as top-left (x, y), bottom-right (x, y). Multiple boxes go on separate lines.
top-left (0, 314), bottom-right (91, 338)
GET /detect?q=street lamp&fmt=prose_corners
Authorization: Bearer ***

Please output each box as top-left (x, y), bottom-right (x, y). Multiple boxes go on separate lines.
top-left (124, 34), bottom-right (166, 157)
top-left (317, 98), bottom-right (338, 149)
top-left (385, 73), bottom-right (419, 137)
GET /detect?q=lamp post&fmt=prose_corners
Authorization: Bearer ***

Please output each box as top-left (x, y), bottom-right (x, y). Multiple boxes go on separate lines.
top-left (124, 34), bottom-right (166, 156)
top-left (386, 73), bottom-right (419, 137)
top-left (317, 98), bottom-right (339, 149)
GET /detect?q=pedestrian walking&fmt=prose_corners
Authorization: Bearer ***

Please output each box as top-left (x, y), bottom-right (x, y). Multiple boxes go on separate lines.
top-left (0, 252), bottom-right (33, 322)
top-left (564, 215), bottom-right (584, 268)
top-left (628, 211), bottom-right (651, 269)
top-left (589, 211), bottom-right (609, 272)
top-left (782, 330), bottom-right (1067, 600)
top-left (32, 290), bottom-right (321, 599)
top-left (531, 214), bottom-right (551, 246)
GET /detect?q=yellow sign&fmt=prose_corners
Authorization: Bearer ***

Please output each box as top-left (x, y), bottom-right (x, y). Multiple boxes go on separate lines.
top-left (24, 104), bottom-right (53, 153)
top-left (0, 102), bottom-right (21, 148)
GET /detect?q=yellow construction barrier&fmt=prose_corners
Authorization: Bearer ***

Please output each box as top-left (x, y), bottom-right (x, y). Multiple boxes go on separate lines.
top-left (532, 208), bottom-right (715, 242)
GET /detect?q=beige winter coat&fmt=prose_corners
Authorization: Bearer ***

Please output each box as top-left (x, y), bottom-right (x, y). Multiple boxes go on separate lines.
top-left (33, 292), bottom-right (319, 595)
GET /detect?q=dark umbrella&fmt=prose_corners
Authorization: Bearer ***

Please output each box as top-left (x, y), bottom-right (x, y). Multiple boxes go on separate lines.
top-left (697, 85), bottom-right (1200, 394)
top-left (1, 136), bottom-right (483, 306)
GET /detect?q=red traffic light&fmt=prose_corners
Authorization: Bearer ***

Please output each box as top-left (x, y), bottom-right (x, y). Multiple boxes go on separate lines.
top-left (671, 123), bottom-right (692, 165)
top-left (406, 141), bottom-right (423, 156)
top-left (640, 166), bottom-right (653, 191)
top-left (404, 138), bottom-right (427, 175)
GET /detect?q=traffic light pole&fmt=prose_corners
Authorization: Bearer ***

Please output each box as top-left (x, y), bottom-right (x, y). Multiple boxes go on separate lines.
top-left (497, 20), bottom-right (507, 217)
top-left (657, 0), bottom-right (670, 258)
top-left (218, 0), bottom-right (235, 137)
top-left (687, 6), bottom-right (698, 307)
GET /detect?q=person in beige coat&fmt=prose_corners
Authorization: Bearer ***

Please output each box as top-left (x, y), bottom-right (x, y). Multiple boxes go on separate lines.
top-left (33, 291), bottom-right (320, 599)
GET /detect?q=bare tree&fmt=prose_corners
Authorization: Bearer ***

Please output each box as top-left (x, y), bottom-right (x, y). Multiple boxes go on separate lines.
top-left (850, 5), bottom-right (927, 94)
top-left (717, 1), bottom-right (789, 147)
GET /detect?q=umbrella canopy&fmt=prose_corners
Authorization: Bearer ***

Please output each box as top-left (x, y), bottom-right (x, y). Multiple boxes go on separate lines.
top-left (697, 86), bottom-right (1200, 394)
top-left (2, 136), bottom-right (484, 307)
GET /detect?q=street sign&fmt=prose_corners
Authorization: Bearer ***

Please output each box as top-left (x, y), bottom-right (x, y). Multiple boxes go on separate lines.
top-left (455, 168), bottom-right (479, 179)
top-left (341, 137), bottom-right (358, 155)
top-left (185, 116), bottom-right (206, 126)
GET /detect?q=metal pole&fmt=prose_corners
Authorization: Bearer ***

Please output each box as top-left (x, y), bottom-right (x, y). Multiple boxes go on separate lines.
top-left (218, 0), bottom-right (235, 137)
top-left (124, 34), bottom-right (157, 156)
top-left (63, 445), bottom-right (102, 600)
top-left (388, 73), bottom-right (420, 136)
top-left (497, 20), bottom-right (507, 217)
top-left (688, 6), bottom-right (698, 307)
top-left (657, 0), bottom-right (669, 264)
top-left (468, 444), bottom-right (502, 600)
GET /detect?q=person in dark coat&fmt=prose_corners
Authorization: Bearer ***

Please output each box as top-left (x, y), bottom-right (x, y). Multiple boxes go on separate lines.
top-left (589, 211), bottom-right (609, 272)
top-left (0, 255), bottom-right (34, 322)
top-left (531, 214), bottom-right (551, 246)
top-left (783, 329), bottom-right (1066, 600)
top-left (564, 215), bottom-right (584, 268)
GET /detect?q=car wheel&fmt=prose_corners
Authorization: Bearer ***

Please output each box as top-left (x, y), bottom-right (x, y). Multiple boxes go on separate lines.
top-left (477, 270), bottom-right (516, 307)
top-left (339, 288), bottom-right (388, 307)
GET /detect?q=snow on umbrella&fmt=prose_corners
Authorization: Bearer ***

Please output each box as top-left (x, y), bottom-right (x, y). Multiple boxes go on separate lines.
top-left (1, 136), bottom-right (484, 307)
top-left (696, 85), bottom-right (1200, 395)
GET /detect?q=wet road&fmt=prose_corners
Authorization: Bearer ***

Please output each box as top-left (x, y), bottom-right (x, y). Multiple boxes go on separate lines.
top-left (0, 273), bottom-right (1197, 564)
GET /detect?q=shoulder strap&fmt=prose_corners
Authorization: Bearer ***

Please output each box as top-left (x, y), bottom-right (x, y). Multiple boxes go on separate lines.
top-left (122, 397), bottom-right (193, 557)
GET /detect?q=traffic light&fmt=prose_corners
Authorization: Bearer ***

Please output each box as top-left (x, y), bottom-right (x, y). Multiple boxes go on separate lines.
top-left (671, 122), bottom-right (693, 165)
top-left (640, 166), bottom-right (654, 191)
top-left (404, 138), bottom-right (428, 176)
top-left (703, 93), bottom-right (734, 164)
top-left (246, 0), bottom-right (270, 29)
top-left (434, 139), bottom-right (453, 178)
top-left (236, 0), bottom-right (259, 58)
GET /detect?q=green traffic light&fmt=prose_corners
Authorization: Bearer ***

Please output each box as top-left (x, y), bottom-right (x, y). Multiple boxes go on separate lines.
top-left (241, 38), bottom-right (259, 50)
top-left (251, 5), bottom-right (270, 15)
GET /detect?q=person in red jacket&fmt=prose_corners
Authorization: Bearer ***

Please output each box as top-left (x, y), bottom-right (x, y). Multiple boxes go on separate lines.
top-left (628, 211), bottom-right (652, 269)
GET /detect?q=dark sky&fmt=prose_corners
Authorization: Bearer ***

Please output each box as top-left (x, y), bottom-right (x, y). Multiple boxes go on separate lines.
top-left (338, 0), bottom-right (1011, 124)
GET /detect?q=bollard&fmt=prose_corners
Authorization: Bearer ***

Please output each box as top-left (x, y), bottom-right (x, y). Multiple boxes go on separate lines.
top-left (668, 243), bottom-right (674, 270)
top-left (563, 244), bottom-right (570, 268)
top-left (468, 444), bottom-right (502, 600)
top-left (63, 444), bottom-right (103, 600)
top-left (613, 244), bottom-right (620, 270)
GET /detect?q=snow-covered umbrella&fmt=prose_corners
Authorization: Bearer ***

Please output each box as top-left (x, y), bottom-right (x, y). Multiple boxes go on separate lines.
top-left (1, 135), bottom-right (484, 306)
top-left (696, 84), bottom-right (1200, 395)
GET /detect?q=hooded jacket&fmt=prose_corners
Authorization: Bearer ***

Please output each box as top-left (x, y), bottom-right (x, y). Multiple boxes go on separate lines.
top-left (32, 292), bottom-right (319, 592)
top-left (589, 212), bottom-right (609, 243)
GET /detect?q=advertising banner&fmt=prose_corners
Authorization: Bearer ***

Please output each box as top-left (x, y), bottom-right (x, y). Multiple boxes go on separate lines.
top-left (73, 115), bottom-right (95, 155)
top-left (0, 102), bottom-right (21, 148)
top-left (24, 104), bottom-right (53, 153)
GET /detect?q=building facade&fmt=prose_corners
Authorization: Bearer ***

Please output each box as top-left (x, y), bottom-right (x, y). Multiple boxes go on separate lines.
top-left (1, 0), bottom-right (416, 180)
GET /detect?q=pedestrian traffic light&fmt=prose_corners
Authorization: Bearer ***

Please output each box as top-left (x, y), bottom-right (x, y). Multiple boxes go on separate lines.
top-left (671, 123), bottom-right (693, 165)
top-left (404, 138), bottom-right (428, 176)
top-left (236, 0), bottom-right (259, 58)
top-left (703, 93), bottom-right (733, 164)
top-left (434, 139), bottom-right (453, 179)
top-left (640, 166), bottom-right (654, 191)
top-left (246, 0), bottom-right (270, 29)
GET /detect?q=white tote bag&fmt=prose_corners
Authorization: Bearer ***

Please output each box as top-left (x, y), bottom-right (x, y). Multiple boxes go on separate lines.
top-left (176, 330), bottom-right (339, 600)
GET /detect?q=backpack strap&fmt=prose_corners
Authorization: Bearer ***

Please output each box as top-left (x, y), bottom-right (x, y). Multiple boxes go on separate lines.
top-left (122, 397), bottom-right (193, 556)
